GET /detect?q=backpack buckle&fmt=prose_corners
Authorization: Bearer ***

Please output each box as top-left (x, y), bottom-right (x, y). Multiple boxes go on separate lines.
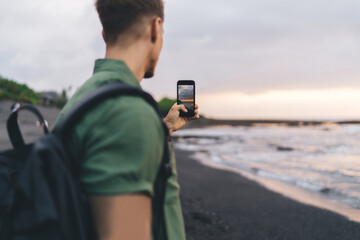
top-left (11, 103), bottom-right (21, 113)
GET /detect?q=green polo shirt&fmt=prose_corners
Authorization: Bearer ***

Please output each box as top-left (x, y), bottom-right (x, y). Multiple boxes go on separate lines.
top-left (55, 59), bottom-right (186, 240)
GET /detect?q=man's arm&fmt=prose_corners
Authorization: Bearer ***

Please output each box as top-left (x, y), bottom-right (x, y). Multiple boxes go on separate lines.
top-left (89, 194), bottom-right (152, 240)
top-left (80, 97), bottom-right (178, 239)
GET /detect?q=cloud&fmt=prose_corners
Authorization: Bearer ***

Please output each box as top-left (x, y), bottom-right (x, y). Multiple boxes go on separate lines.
top-left (0, 0), bottom-right (104, 92)
top-left (142, 0), bottom-right (360, 97)
top-left (1, 0), bottom-right (360, 101)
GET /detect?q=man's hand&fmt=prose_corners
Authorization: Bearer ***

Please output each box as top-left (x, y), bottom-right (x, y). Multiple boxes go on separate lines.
top-left (163, 103), bottom-right (199, 135)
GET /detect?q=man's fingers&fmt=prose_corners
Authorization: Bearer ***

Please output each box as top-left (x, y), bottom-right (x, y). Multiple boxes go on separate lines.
top-left (173, 103), bottom-right (198, 113)
top-left (188, 111), bottom-right (200, 120)
top-left (191, 115), bottom-right (200, 120)
top-left (173, 104), bottom-right (187, 112)
top-left (186, 115), bottom-right (199, 121)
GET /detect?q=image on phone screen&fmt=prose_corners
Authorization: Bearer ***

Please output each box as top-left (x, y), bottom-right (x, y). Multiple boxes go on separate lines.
top-left (177, 80), bottom-right (195, 117)
top-left (178, 85), bottom-right (194, 111)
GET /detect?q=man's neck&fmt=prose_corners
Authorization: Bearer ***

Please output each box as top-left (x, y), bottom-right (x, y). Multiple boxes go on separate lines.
top-left (104, 43), bottom-right (149, 83)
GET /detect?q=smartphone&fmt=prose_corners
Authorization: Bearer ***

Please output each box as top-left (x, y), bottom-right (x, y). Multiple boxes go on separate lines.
top-left (177, 80), bottom-right (195, 117)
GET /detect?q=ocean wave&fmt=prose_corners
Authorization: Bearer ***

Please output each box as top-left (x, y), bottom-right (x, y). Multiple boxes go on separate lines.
top-left (173, 125), bottom-right (360, 211)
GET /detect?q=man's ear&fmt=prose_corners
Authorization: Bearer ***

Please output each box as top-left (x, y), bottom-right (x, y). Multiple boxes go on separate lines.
top-left (151, 17), bottom-right (162, 43)
top-left (102, 30), bottom-right (106, 43)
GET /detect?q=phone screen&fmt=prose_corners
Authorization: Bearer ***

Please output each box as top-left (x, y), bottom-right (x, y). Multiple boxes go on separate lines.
top-left (177, 80), bottom-right (195, 117)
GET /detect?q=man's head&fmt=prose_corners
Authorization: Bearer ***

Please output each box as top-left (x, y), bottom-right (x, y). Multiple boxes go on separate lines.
top-left (96, 0), bottom-right (164, 78)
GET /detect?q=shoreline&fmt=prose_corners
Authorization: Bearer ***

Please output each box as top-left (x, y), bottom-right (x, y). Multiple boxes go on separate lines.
top-left (192, 151), bottom-right (360, 223)
top-left (2, 100), bottom-right (360, 129)
top-left (185, 116), bottom-right (360, 129)
top-left (175, 148), bottom-right (360, 239)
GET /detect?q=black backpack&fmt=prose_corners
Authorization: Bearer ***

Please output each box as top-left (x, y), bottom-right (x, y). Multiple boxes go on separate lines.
top-left (0, 82), bottom-right (172, 240)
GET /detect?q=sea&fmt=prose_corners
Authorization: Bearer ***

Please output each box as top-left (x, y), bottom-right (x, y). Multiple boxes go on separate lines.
top-left (172, 124), bottom-right (360, 212)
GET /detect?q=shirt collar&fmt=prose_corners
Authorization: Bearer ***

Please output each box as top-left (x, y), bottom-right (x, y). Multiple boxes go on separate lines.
top-left (93, 58), bottom-right (141, 88)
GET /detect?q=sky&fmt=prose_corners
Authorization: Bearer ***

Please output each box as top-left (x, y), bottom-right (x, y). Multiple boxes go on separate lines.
top-left (1, 0), bottom-right (360, 120)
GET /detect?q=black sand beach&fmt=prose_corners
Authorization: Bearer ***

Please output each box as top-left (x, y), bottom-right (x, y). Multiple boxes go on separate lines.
top-left (176, 148), bottom-right (360, 240)
top-left (2, 101), bottom-right (360, 239)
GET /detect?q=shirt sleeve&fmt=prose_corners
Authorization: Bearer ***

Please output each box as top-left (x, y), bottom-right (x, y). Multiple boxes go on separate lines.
top-left (77, 96), bottom-right (164, 196)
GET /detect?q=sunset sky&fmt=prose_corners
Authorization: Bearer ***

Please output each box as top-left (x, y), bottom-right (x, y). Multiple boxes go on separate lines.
top-left (1, 0), bottom-right (360, 120)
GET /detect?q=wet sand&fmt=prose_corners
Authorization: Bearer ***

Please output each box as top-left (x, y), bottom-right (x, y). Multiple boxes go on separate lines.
top-left (175, 149), bottom-right (360, 240)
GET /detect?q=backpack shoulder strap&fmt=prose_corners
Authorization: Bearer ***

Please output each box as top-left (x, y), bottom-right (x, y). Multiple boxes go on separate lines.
top-left (53, 82), bottom-right (164, 136)
top-left (53, 81), bottom-right (171, 240)
top-left (53, 81), bottom-right (171, 176)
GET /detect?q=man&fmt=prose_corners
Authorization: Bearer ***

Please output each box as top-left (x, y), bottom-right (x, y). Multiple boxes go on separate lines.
top-left (55, 0), bottom-right (199, 239)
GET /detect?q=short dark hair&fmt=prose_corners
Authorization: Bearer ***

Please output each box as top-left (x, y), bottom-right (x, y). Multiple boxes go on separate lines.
top-left (95, 0), bottom-right (164, 44)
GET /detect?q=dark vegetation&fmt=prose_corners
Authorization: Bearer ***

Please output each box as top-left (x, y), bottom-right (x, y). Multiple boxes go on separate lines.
top-left (0, 76), bottom-right (40, 104)
top-left (0, 75), bottom-right (69, 108)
